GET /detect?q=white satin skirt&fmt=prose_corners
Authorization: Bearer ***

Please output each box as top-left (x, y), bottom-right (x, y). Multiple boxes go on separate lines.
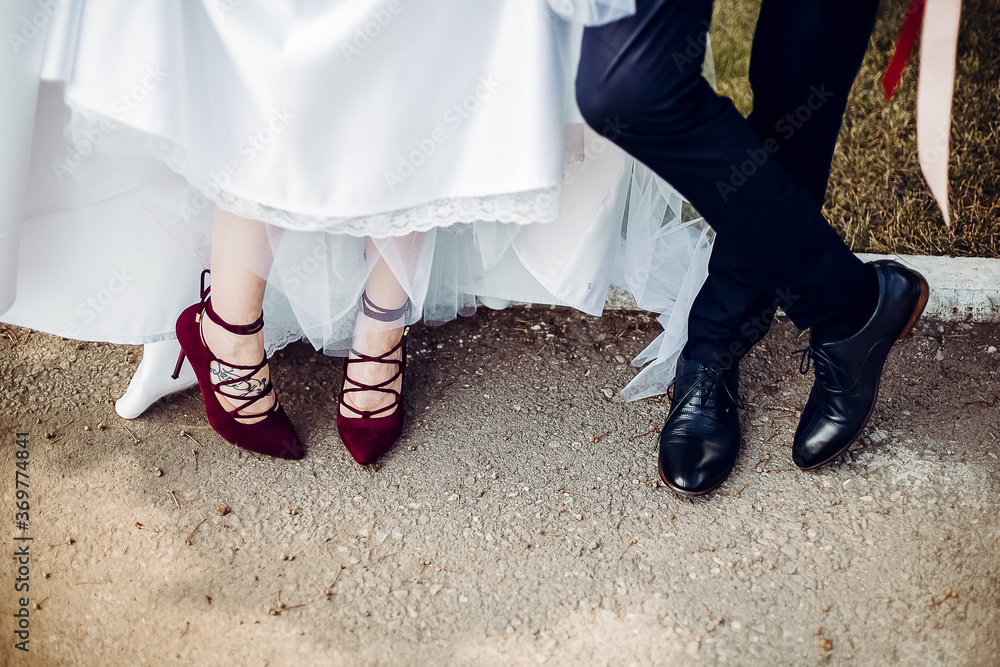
top-left (0, 0), bottom-right (713, 400)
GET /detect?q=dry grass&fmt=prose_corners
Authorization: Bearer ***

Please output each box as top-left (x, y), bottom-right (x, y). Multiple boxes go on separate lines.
top-left (710, 0), bottom-right (1000, 257)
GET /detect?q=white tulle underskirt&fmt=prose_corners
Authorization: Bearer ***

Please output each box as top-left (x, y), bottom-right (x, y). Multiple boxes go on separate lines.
top-left (0, 0), bottom-right (714, 401)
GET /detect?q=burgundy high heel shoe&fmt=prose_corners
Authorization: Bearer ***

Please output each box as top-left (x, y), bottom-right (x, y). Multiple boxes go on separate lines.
top-left (173, 270), bottom-right (304, 460)
top-left (336, 292), bottom-right (409, 464)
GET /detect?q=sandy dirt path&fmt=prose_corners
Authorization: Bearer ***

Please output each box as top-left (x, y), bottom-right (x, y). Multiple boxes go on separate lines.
top-left (1, 309), bottom-right (998, 666)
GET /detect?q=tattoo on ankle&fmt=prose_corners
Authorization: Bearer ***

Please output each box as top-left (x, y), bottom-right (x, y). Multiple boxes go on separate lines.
top-left (211, 364), bottom-right (268, 397)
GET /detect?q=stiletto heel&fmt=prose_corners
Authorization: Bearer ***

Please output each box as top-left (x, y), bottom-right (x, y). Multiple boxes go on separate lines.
top-left (175, 270), bottom-right (304, 460)
top-left (172, 351), bottom-right (186, 379)
top-left (336, 292), bottom-right (409, 464)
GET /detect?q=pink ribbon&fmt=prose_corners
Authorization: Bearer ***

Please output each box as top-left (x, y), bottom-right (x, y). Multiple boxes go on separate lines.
top-left (884, 0), bottom-right (962, 226)
top-left (916, 0), bottom-right (962, 226)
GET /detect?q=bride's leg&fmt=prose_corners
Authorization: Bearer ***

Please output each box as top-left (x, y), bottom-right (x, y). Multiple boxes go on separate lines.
top-left (201, 207), bottom-right (274, 422)
top-left (339, 234), bottom-right (416, 417)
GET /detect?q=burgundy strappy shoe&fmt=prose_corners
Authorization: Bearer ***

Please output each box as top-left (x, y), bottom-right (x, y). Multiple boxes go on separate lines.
top-left (336, 292), bottom-right (409, 465)
top-left (172, 270), bottom-right (304, 460)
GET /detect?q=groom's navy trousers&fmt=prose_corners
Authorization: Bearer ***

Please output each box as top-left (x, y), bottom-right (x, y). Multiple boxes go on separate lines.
top-left (577, 0), bottom-right (881, 368)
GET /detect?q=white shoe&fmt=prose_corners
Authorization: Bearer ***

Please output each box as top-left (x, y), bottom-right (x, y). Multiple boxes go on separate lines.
top-left (115, 339), bottom-right (197, 419)
top-left (478, 296), bottom-right (512, 310)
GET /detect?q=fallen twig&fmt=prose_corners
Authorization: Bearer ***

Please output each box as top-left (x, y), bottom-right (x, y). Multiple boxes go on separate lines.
top-left (620, 537), bottom-right (639, 560)
top-left (932, 590), bottom-right (958, 606)
top-left (182, 430), bottom-right (203, 447)
top-left (184, 518), bottom-right (208, 546)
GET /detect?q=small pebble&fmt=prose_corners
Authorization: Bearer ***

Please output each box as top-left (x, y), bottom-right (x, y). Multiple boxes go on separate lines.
top-left (154, 469), bottom-right (163, 477)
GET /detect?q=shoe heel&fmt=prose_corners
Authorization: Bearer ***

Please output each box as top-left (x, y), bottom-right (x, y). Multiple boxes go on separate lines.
top-left (900, 271), bottom-right (930, 339)
top-left (171, 350), bottom-right (186, 380)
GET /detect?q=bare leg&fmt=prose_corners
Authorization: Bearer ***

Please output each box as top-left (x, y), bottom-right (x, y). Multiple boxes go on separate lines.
top-left (201, 207), bottom-right (274, 422)
top-left (339, 234), bottom-right (416, 417)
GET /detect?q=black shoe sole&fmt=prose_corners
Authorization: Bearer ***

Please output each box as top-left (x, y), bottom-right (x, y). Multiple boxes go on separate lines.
top-left (796, 269), bottom-right (930, 471)
top-left (657, 457), bottom-right (729, 497)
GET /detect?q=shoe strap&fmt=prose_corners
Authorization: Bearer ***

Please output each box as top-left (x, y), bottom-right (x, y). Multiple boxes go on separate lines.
top-left (196, 270), bottom-right (274, 422)
top-left (343, 335), bottom-right (407, 386)
top-left (339, 387), bottom-right (402, 418)
top-left (361, 291), bottom-right (409, 322)
top-left (205, 297), bottom-right (264, 335)
top-left (339, 330), bottom-right (408, 418)
top-left (197, 270), bottom-right (265, 335)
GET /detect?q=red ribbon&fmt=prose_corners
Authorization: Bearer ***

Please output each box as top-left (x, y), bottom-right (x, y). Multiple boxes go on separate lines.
top-left (883, 0), bottom-right (927, 99)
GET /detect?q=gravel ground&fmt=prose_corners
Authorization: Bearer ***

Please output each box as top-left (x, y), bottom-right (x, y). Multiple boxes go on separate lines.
top-left (1, 308), bottom-right (998, 666)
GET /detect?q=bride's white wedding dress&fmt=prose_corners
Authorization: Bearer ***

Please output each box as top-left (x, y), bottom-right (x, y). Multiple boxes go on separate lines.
top-left (0, 0), bottom-right (713, 415)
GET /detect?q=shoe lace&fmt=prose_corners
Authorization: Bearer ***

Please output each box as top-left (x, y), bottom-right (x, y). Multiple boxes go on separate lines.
top-left (794, 345), bottom-right (862, 396)
top-left (339, 292), bottom-right (410, 418)
top-left (667, 366), bottom-right (744, 414)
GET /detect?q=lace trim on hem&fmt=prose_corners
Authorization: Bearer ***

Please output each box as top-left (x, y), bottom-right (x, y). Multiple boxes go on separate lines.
top-left (67, 105), bottom-right (563, 236)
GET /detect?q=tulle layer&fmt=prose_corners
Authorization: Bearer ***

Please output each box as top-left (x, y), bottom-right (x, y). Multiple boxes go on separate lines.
top-left (0, 0), bottom-right (716, 401)
top-left (10, 86), bottom-right (713, 398)
top-left (618, 164), bottom-right (715, 401)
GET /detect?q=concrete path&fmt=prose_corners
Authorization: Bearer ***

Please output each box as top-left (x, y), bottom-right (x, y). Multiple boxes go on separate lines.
top-left (1, 308), bottom-right (998, 666)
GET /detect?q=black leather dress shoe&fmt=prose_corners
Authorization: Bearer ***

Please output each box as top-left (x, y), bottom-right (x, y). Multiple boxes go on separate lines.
top-left (793, 260), bottom-right (929, 470)
top-left (658, 355), bottom-right (742, 496)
